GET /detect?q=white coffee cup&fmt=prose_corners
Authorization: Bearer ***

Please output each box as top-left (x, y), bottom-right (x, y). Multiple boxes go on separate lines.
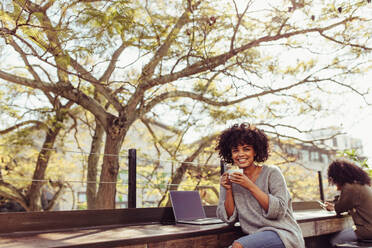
top-left (227, 168), bottom-right (243, 179)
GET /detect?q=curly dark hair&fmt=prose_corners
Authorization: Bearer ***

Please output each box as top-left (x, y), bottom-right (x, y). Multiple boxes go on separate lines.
top-left (328, 159), bottom-right (371, 186)
top-left (215, 123), bottom-right (269, 164)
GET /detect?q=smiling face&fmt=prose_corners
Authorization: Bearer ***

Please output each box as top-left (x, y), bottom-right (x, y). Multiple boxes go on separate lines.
top-left (231, 144), bottom-right (256, 168)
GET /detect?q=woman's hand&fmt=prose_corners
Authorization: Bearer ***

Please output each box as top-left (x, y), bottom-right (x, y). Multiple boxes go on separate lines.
top-left (324, 201), bottom-right (335, 211)
top-left (220, 172), bottom-right (232, 190)
top-left (229, 172), bottom-right (253, 188)
top-left (229, 172), bottom-right (269, 211)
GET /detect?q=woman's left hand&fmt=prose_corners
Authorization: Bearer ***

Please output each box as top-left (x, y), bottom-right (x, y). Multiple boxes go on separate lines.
top-left (229, 172), bottom-right (253, 188)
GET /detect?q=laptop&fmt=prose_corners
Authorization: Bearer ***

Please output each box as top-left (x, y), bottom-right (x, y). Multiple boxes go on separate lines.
top-left (169, 190), bottom-right (224, 225)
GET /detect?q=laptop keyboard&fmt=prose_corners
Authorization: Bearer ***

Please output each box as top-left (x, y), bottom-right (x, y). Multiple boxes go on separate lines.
top-left (194, 218), bottom-right (216, 221)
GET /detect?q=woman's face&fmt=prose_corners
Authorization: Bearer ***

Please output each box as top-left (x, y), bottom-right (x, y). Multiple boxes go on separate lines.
top-left (231, 144), bottom-right (256, 168)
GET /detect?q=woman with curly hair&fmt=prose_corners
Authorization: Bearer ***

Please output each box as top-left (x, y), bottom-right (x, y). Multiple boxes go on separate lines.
top-left (216, 123), bottom-right (304, 248)
top-left (325, 159), bottom-right (372, 246)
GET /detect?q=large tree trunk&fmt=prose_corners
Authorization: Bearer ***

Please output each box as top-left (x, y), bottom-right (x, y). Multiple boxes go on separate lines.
top-left (27, 127), bottom-right (61, 211)
top-left (86, 120), bottom-right (104, 209)
top-left (95, 116), bottom-right (128, 209)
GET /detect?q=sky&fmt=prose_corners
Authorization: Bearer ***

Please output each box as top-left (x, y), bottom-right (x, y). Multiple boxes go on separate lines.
top-left (345, 108), bottom-right (372, 160)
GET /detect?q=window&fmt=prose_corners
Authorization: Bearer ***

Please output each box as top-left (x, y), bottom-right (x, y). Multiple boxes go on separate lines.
top-left (286, 146), bottom-right (297, 156)
top-left (321, 154), bottom-right (328, 164)
top-left (332, 138), bottom-right (338, 147)
top-left (310, 151), bottom-right (320, 161)
top-left (300, 150), bottom-right (309, 161)
top-left (78, 192), bottom-right (86, 203)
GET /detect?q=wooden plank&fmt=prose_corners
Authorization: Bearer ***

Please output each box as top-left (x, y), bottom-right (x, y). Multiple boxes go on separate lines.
top-left (116, 232), bottom-right (242, 248)
top-left (0, 208), bottom-right (159, 233)
top-left (299, 214), bottom-right (353, 237)
top-left (0, 203), bottom-right (334, 235)
top-left (315, 216), bottom-right (354, 236)
top-left (0, 223), bottom-right (235, 248)
top-left (293, 201), bottom-right (323, 211)
top-left (147, 234), bottom-right (219, 248)
top-left (299, 221), bottom-right (317, 237)
top-left (0, 206), bottom-right (218, 234)
top-left (115, 246), bottom-right (146, 248)
top-left (218, 231), bottom-right (244, 247)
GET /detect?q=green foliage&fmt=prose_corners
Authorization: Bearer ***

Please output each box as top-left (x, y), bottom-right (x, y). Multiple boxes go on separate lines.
top-left (337, 149), bottom-right (372, 181)
top-left (77, 202), bottom-right (87, 210)
top-left (207, 106), bottom-right (250, 124)
top-left (337, 149), bottom-right (369, 169)
top-left (337, 149), bottom-right (372, 180)
top-left (77, 1), bottom-right (134, 37)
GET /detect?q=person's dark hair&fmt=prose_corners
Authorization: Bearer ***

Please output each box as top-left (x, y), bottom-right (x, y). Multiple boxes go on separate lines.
top-left (328, 159), bottom-right (371, 187)
top-left (215, 123), bottom-right (269, 164)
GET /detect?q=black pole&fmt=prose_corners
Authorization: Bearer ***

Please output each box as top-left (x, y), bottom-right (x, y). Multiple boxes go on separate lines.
top-left (128, 149), bottom-right (137, 208)
top-left (220, 160), bottom-right (225, 175)
top-left (318, 171), bottom-right (325, 202)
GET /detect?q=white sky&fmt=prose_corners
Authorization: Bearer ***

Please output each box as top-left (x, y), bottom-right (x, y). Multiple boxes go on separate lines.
top-left (345, 108), bottom-right (372, 159)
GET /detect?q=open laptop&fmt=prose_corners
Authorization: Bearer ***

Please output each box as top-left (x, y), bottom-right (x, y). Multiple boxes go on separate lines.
top-left (169, 190), bottom-right (224, 225)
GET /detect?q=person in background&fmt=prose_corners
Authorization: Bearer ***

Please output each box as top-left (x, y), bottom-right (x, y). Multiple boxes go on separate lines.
top-left (324, 159), bottom-right (372, 246)
top-left (215, 123), bottom-right (304, 248)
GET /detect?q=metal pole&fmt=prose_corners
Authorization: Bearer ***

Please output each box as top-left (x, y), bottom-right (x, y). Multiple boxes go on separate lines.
top-left (128, 149), bottom-right (137, 208)
top-left (220, 160), bottom-right (225, 175)
top-left (318, 171), bottom-right (325, 202)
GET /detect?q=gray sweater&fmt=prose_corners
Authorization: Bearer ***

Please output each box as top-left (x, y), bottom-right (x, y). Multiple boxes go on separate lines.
top-left (217, 165), bottom-right (305, 248)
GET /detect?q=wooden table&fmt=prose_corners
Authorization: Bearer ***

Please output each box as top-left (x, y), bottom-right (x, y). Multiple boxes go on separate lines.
top-left (0, 204), bottom-right (353, 248)
top-left (294, 209), bottom-right (353, 237)
top-left (0, 223), bottom-right (235, 248)
top-left (0, 202), bottom-right (353, 248)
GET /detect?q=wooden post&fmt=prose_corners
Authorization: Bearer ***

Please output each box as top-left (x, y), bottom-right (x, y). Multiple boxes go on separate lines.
top-left (128, 149), bottom-right (137, 208)
top-left (220, 160), bottom-right (225, 175)
top-left (318, 171), bottom-right (325, 202)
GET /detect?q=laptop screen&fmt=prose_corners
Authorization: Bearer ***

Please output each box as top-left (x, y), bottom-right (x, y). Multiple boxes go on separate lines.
top-left (170, 191), bottom-right (206, 221)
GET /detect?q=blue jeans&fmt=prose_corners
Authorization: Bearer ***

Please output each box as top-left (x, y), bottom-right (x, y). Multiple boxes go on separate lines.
top-left (330, 228), bottom-right (358, 246)
top-left (233, 230), bottom-right (285, 248)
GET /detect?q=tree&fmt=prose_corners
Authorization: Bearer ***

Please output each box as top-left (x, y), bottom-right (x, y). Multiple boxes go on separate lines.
top-left (0, 95), bottom-right (77, 211)
top-left (0, 0), bottom-right (371, 209)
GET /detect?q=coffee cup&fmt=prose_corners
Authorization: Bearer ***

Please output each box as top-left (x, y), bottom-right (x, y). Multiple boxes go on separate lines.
top-left (227, 168), bottom-right (243, 179)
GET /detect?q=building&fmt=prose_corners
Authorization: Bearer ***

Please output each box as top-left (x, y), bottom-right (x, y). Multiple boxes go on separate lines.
top-left (279, 126), bottom-right (364, 172)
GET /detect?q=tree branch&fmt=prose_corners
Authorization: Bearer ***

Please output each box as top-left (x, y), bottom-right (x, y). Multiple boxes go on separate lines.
top-left (99, 41), bottom-right (129, 83)
top-left (0, 120), bottom-right (47, 135)
top-left (319, 32), bottom-right (372, 51)
top-left (142, 75), bottom-right (313, 112)
top-left (0, 182), bottom-right (28, 210)
top-left (146, 17), bottom-right (359, 89)
top-left (0, 70), bottom-right (111, 128)
top-left (125, 2), bottom-right (199, 116)
top-left (230, 0), bottom-right (252, 52)
top-left (140, 3), bottom-right (194, 79)
top-left (68, 57), bottom-right (124, 112)
top-left (141, 117), bottom-right (183, 135)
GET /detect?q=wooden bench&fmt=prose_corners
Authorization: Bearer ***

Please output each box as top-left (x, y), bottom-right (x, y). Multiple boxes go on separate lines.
top-left (0, 202), bottom-right (353, 248)
top-left (334, 240), bottom-right (372, 248)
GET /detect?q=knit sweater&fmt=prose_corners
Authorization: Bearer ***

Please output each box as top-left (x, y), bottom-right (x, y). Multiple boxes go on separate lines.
top-left (216, 165), bottom-right (305, 248)
top-left (335, 183), bottom-right (372, 239)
